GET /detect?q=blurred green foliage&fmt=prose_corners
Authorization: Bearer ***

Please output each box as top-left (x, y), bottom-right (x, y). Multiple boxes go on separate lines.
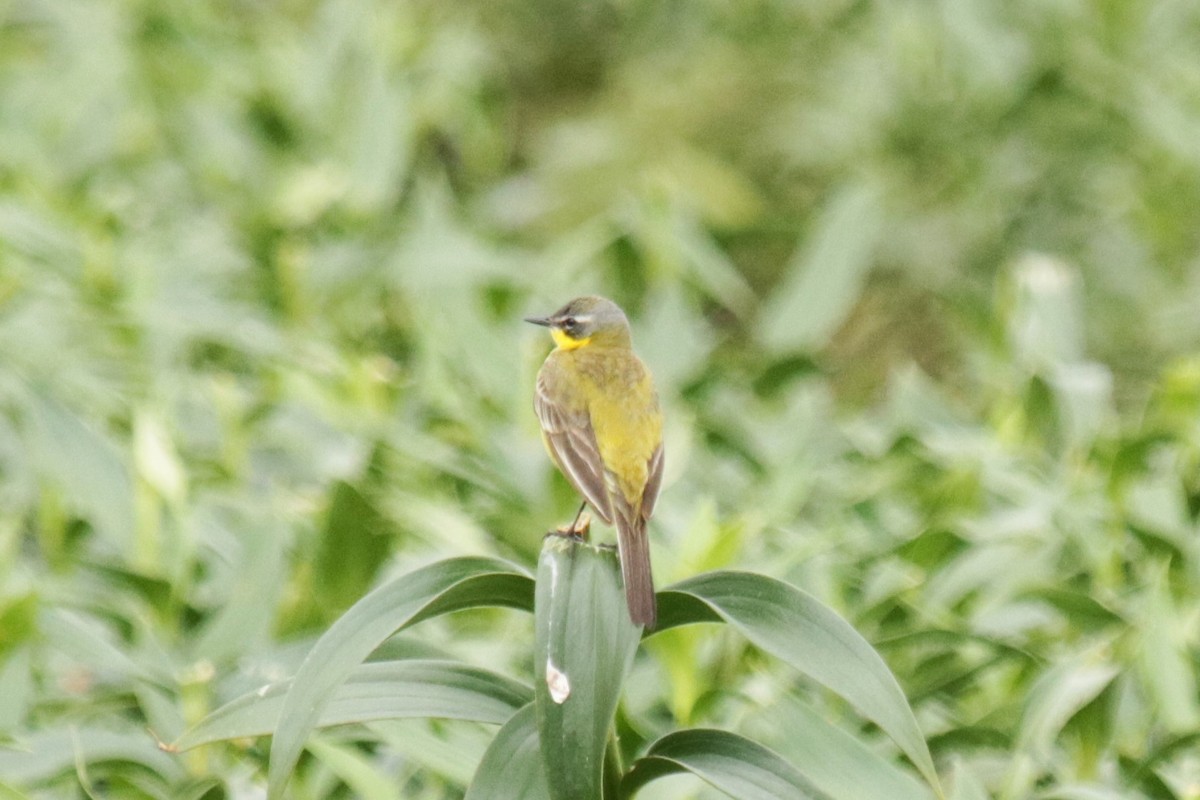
top-left (2, 0), bottom-right (1200, 797)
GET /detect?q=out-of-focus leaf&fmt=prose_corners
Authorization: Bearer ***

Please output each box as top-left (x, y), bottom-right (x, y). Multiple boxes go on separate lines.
top-left (0, 594), bottom-right (37, 660)
top-left (1048, 362), bottom-right (1113, 449)
top-left (40, 609), bottom-right (160, 686)
top-left (1005, 254), bottom-right (1084, 368)
top-left (0, 648), bottom-right (32, 730)
top-left (188, 521), bottom-right (286, 665)
top-left (1023, 589), bottom-right (1125, 632)
top-left (0, 781), bottom-right (33, 800)
top-left (0, 203), bottom-right (79, 272)
top-left (267, 557), bottom-right (533, 799)
top-left (1038, 786), bottom-right (1131, 800)
top-left (534, 536), bottom-right (641, 800)
top-left (307, 736), bottom-right (397, 800)
top-left (757, 697), bottom-right (935, 800)
top-left (760, 184), bottom-right (881, 353)
top-left (1128, 732), bottom-right (1200, 789)
top-left (465, 704), bottom-right (550, 800)
top-left (313, 480), bottom-right (393, 615)
top-left (1135, 566), bottom-right (1199, 732)
top-left (656, 571), bottom-right (942, 795)
top-left (1125, 471), bottom-right (1192, 550)
top-left (0, 728), bottom-right (184, 785)
top-left (20, 390), bottom-right (134, 555)
top-left (132, 410), bottom-right (187, 507)
top-left (660, 208), bottom-right (757, 314)
top-left (370, 718), bottom-right (494, 788)
top-left (622, 728), bottom-right (817, 800)
top-left (173, 659), bottom-right (531, 750)
top-left (947, 759), bottom-right (990, 800)
top-left (1016, 657), bottom-right (1119, 759)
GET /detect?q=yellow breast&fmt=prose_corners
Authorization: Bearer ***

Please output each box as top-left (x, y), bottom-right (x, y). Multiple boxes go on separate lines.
top-left (569, 347), bottom-right (662, 504)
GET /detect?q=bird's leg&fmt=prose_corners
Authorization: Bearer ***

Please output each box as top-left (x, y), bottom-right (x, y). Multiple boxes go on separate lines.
top-left (569, 501), bottom-right (590, 539)
top-left (549, 501), bottom-right (591, 542)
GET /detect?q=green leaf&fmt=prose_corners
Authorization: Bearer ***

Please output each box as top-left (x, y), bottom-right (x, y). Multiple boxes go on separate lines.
top-left (1016, 657), bottom-right (1119, 758)
top-left (188, 520), bottom-right (286, 665)
top-left (947, 760), bottom-right (990, 800)
top-left (307, 736), bottom-right (398, 800)
top-left (312, 480), bottom-right (393, 615)
top-left (20, 389), bottom-right (135, 555)
top-left (759, 698), bottom-right (935, 800)
top-left (0, 648), bottom-right (33, 730)
top-left (534, 536), bottom-right (642, 800)
top-left (1038, 786), bottom-right (1130, 800)
top-left (0, 782), bottom-right (33, 800)
top-left (267, 557), bottom-right (534, 799)
top-left (0, 727), bottom-right (184, 786)
top-left (655, 571), bottom-right (942, 795)
top-left (173, 659), bottom-right (532, 751)
top-left (465, 704), bottom-right (551, 800)
top-left (1135, 565), bottom-right (1199, 732)
top-left (369, 718), bottom-right (493, 787)
top-left (622, 728), bottom-right (818, 800)
top-left (1005, 254), bottom-right (1085, 368)
top-left (760, 183), bottom-right (881, 353)
top-left (40, 609), bottom-right (160, 686)
top-left (0, 593), bottom-right (37, 660)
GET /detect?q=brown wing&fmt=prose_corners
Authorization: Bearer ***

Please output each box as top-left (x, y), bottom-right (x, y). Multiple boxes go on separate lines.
top-left (639, 443), bottom-right (664, 523)
top-left (534, 375), bottom-right (613, 524)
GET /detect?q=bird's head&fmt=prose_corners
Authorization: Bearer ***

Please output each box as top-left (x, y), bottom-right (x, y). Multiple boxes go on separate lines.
top-left (525, 295), bottom-right (632, 350)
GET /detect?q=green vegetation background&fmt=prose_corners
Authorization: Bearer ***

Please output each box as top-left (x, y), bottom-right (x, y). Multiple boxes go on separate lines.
top-left (2, 0), bottom-right (1199, 797)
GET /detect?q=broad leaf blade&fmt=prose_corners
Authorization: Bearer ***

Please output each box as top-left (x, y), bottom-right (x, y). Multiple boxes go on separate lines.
top-left (655, 571), bottom-right (942, 795)
top-left (757, 697), bottom-right (935, 800)
top-left (267, 557), bottom-right (534, 799)
top-left (465, 704), bottom-right (550, 800)
top-left (759, 183), bottom-right (881, 353)
top-left (535, 536), bottom-right (641, 800)
top-left (0, 727), bottom-right (184, 786)
top-left (173, 659), bottom-right (532, 750)
top-left (622, 728), bottom-right (817, 800)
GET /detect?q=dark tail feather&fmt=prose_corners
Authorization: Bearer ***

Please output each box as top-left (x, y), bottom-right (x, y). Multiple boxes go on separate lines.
top-left (617, 517), bottom-right (656, 629)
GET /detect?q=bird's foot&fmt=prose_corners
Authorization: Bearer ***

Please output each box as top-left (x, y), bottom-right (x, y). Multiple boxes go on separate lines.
top-left (545, 512), bottom-right (591, 543)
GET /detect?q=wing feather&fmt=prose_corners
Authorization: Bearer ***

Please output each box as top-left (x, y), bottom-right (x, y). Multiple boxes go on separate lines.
top-left (534, 376), bottom-right (612, 524)
top-left (640, 444), bottom-right (664, 523)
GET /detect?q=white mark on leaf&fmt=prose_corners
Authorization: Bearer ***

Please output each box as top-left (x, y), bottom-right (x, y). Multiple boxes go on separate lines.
top-left (546, 658), bottom-right (570, 704)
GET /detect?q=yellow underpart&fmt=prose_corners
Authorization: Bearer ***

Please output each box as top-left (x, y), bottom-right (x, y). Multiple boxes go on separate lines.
top-left (551, 329), bottom-right (591, 350)
top-left (538, 345), bottom-right (663, 512)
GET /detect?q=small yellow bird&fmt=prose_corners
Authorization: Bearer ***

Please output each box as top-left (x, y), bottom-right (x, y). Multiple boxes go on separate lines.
top-left (526, 296), bottom-right (664, 628)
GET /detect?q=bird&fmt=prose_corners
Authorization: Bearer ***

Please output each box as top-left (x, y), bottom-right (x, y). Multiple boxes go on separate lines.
top-left (526, 295), bottom-right (664, 629)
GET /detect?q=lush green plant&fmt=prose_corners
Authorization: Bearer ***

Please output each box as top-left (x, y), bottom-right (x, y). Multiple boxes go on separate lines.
top-left (169, 537), bottom-right (943, 799)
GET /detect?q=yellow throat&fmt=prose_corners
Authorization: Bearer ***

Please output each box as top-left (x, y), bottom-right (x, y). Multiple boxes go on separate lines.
top-left (551, 328), bottom-right (591, 351)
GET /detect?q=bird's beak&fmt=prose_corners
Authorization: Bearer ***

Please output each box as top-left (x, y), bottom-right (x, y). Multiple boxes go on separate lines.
top-left (524, 315), bottom-right (554, 327)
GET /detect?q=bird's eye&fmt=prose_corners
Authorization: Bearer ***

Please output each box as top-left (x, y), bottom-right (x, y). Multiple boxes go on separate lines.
top-left (562, 317), bottom-right (578, 332)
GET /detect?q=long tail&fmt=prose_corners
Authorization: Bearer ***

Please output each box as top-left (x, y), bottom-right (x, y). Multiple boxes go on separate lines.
top-left (616, 515), bottom-right (656, 629)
